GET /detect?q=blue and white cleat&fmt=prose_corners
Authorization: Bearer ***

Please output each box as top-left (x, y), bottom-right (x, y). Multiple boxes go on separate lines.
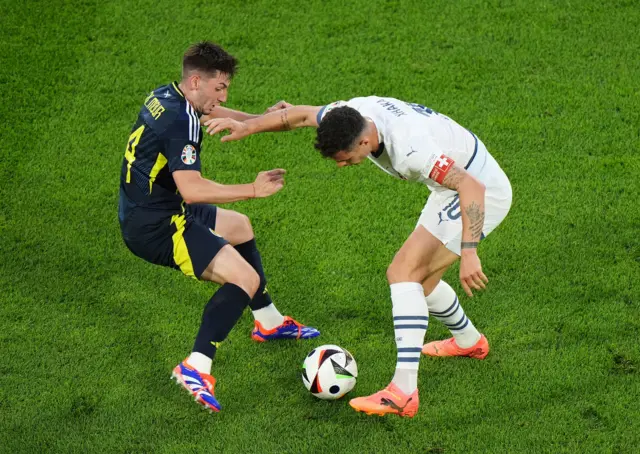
top-left (171, 359), bottom-right (221, 413)
top-left (252, 316), bottom-right (320, 342)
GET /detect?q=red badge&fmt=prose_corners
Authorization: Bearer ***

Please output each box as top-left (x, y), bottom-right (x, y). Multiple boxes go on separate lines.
top-left (429, 154), bottom-right (455, 184)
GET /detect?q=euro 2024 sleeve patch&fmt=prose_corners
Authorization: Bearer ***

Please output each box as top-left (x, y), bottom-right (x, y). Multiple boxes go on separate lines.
top-left (181, 144), bottom-right (197, 165)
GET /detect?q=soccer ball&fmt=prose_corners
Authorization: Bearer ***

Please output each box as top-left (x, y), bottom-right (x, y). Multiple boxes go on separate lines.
top-left (302, 344), bottom-right (358, 400)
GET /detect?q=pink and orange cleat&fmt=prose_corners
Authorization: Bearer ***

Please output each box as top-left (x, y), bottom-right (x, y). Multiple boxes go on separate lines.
top-left (422, 334), bottom-right (490, 359)
top-left (349, 382), bottom-right (419, 418)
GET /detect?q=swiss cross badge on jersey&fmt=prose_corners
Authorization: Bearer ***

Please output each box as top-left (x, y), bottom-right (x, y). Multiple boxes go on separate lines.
top-left (181, 145), bottom-right (197, 165)
top-left (429, 154), bottom-right (455, 184)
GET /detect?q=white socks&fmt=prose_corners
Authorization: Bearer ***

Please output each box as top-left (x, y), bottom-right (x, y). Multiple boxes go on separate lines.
top-left (252, 303), bottom-right (284, 330)
top-left (188, 352), bottom-right (213, 375)
top-left (426, 280), bottom-right (481, 348)
top-left (390, 282), bottom-right (429, 395)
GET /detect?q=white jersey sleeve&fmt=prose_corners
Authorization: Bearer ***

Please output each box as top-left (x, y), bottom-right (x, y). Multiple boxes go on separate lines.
top-left (394, 133), bottom-right (456, 186)
top-left (316, 101), bottom-right (348, 124)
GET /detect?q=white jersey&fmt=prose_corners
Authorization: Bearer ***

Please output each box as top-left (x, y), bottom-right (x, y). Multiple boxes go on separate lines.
top-left (317, 96), bottom-right (484, 193)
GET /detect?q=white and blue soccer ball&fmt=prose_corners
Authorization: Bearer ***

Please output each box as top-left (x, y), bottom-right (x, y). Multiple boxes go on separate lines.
top-left (302, 344), bottom-right (358, 400)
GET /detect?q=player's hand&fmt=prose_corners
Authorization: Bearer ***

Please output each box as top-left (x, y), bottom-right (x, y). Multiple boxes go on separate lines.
top-left (204, 118), bottom-right (249, 142)
top-left (459, 249), bottom-right (488, 297)
top-left (253, 169), bottom-right (286, 198)
top-left (265, 100), bottom-right (293, 113)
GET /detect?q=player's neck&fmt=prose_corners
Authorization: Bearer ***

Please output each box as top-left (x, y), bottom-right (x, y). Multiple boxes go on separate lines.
top-left (365, 119), bottom-right (380, 153)
top-left (178, 81), bottom-right (198, 110)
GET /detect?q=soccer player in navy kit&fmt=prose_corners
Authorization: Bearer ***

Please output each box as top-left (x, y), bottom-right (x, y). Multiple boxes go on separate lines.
top-left (119, 41), bottom-right (319, 413)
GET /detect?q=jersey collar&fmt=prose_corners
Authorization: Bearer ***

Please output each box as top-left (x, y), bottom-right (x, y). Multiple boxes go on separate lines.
top-left (172, 81), bottom-right (204, 117)
top-left (369, 118), bottom-right (385, 158)
top-left (371, 141), bottom-right (385, 158)
top-left (171, 81), bottom-right (185, 98)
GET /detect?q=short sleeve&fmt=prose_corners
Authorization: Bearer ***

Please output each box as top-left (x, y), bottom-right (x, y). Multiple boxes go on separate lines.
top-left (316, 100), bottom-right (348, 124)
top-left (395, 134), bottom-right (448, 183)
top-left (164, 117), bottom-right (202, 173)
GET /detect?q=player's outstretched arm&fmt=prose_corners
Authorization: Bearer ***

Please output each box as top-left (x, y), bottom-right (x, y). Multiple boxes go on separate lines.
top-left (204, 105), bottom-right (323, 142)
top-left (440, 165), bottom-right (488, 297)
top-left (202, 106), bottom-right (259, 122)
top-left (173, 169), bottom-right (285, 205)
top-left (200, 101), bottom-right (293, 123)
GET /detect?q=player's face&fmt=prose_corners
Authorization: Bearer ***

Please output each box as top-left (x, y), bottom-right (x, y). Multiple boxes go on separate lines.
top-left (196, 72), bottom-right (231, 114)
top-left (332, 143), bottom-right (371, 168)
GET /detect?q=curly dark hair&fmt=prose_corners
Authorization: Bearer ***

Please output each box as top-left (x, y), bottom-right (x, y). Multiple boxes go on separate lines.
top-left (182, 41), bottom-right (237, 78)
top-left (314, 106), bottom-right (366, 158)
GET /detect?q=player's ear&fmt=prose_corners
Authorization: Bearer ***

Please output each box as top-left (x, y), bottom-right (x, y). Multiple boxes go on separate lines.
top-left (190, 73), bottom-right (201, 90)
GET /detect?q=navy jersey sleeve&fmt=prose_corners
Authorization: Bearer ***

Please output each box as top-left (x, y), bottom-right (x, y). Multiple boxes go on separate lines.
top-left (164, 113), bottom-right (202, 173)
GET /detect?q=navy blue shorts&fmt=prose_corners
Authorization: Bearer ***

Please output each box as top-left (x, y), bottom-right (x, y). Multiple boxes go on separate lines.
top-left (121, 204), bottom-right (228, 279)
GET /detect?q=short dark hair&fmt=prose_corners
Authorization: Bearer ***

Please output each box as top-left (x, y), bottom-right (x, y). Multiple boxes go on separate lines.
top-left (182, 41), bottom-right (237, 78)
top-left (314, 106), bottom-right (366, 158)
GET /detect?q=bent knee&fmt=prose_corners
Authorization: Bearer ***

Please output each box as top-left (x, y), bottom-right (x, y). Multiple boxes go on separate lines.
top-left (235, 213), bottom-right (254, 243)
top-left (386, 256), bottom-right (431, 285)
top-left (228, 267), bottom-right (259, 298)
top-left (387, 259), bottom-right (410, 284)
top-left (237, 212), bottom-right (252, 232)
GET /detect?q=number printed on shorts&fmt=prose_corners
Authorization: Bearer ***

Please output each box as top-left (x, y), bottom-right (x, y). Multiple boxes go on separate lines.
top-left (437, 195), bottom-right (461, 224)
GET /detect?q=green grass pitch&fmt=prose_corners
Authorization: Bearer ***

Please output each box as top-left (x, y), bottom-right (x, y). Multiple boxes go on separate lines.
top-left (1, 0), bottom-right (639, 452)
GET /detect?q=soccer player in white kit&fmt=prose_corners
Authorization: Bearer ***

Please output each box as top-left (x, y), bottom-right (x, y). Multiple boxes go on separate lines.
top-left (205, 96), bottom-right (512, 418)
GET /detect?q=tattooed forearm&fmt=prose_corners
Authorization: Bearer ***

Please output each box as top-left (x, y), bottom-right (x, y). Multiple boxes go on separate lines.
top-left (464, 201), bottom-right (485, 241)
top-left (280, 110), bottom-right (291, 130)
top-left (441, 165), bottom-right (465, 190)
top-left (439, 163), bottom-right (485, 243)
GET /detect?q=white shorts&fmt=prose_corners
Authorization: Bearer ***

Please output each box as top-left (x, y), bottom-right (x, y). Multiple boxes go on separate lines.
top-left (417, 138), bottom-right (512, 255)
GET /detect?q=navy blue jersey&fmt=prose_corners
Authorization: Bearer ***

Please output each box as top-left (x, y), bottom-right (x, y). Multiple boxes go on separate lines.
top-left (119, 82), bottom-right (203, 237)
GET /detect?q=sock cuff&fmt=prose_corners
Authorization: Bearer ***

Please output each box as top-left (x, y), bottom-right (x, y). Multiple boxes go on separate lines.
top-left (218, 282), bottom-right (252, 304)
top-left (426, 280), bottom-right (455, 303)
top-left (391, 282), bottom-right (428, 318)
top-left (390, 282), bottom-right (423, 297)
top-left (234, 238), bottom-right (257, 254)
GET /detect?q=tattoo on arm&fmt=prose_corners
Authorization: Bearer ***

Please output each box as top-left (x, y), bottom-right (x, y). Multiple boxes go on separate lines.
top-left (439, 163), bottom-right (485, 242)
top-left (280, 110), bottom-right (291, 130)
top-left (465, 201), bottom-right (485, 241)
top-left (441, 165), bottom-right (465, 190)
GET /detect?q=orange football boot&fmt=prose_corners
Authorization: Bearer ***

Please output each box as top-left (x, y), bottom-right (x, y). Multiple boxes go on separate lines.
top-left (349, 382), bottom-right (419, 418)
top-left (422, 334), bottom-right (489, 359)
